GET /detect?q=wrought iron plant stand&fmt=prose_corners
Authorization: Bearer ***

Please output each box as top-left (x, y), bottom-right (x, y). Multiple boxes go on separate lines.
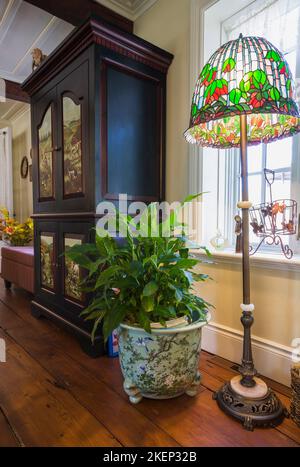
top-left (249, 169), bottom-right (297, 259)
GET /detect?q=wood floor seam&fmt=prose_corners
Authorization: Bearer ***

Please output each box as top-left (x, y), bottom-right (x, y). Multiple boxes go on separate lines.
top-left (0, 403), bottom-right (25, 447)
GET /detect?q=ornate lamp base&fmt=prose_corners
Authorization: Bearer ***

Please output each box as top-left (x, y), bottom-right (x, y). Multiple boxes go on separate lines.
top-left (213, 377), bottom-right (288, 431)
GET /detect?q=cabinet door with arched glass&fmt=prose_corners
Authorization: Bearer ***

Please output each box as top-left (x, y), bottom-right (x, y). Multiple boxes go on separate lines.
top-left (56, 60), bottom-right (89, 211)
top-left (38, 103), bottom-right (55, 201)
top-left (62, 92), bottom-right (84, 198)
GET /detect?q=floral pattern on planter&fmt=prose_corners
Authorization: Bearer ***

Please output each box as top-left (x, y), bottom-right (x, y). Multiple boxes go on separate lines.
top-left (184, 35), bottom-right (300, 148)
top-left (118, 317), bottom-right (208, 402)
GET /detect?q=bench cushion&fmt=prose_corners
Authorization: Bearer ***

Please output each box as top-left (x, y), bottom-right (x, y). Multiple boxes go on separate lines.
top-left (1, 246), bottom-right (34, 293)
top-left (2, 246), bottom-right (34, 267)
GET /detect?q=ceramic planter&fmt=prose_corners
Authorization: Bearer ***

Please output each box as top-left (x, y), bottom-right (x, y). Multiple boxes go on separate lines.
top-left (118, 312), bottom-right (210, 404)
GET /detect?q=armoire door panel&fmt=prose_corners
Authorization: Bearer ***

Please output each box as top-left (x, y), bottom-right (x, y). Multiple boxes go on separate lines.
top-left (32, 87), bottom-right (58, 213)
top-left (38, 105), bottom-right (55, 201)
top-left (34, 221), bottom-right (60, 304)
top-left (40, 232), bottom-right (56, 292)
top-left (100, 58), bottom-right (162, 203)
top-left (62, 94), bottom-right (84, 198)
top-left (63, 233), bottom-right (85, 304)
top-left (57, 60), bottom-right (91, 212)
top-left (59, 221), bottom-right (93, 316)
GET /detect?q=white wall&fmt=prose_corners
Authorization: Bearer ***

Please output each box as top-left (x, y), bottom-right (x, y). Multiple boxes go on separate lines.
top-left (135, 0), bottom-right (192, 202)
top-left (11, 107), bottom-right (32, 222)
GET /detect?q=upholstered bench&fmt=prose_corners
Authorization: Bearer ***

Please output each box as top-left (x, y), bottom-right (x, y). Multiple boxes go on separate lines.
top-left (1, 246), bottom-right (34, 294)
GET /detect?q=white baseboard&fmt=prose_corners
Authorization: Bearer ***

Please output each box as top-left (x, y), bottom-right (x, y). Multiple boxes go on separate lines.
top-left (202, 321), bottom-right (293, 387)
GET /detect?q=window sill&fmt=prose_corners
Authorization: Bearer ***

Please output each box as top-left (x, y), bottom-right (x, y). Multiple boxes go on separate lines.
top-left (193, 248), bottom-right (300, 272)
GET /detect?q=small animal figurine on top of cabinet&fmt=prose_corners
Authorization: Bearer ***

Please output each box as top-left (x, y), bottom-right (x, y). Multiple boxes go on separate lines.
top-left (31, 48), bottom-right (47, 71)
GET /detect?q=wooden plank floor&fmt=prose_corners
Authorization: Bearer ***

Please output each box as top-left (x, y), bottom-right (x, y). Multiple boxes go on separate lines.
top-left (0, 281), bottom-right (299, 447)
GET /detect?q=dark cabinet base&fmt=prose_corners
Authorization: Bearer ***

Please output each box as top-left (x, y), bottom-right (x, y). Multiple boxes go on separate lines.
top-left (31, 300), bottom-right (105, 358)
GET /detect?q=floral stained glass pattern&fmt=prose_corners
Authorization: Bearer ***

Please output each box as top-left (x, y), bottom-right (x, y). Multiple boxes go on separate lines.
top-left (38, 107), bottom-right (53, 198)
top-left (64, 235), bottom-right (83, 301)
top-left (40, 234), bottom-right (55, 290)
top-left (63, 96), bottom-right (83, 196)
top-left (184, 35), bottom-right (300, 148)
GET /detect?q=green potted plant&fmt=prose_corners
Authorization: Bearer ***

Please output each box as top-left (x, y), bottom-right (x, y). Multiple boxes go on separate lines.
top-left (66, 198), bottom-right (211, 403)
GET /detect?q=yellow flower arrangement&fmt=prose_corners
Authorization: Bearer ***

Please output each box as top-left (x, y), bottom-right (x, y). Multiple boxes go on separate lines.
top-left (0, 208), bottom-right (33, 246)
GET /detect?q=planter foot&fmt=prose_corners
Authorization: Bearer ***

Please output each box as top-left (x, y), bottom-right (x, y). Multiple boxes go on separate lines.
top-left (129, 394), bottom-right (143, 404)
top-left (186, 371), bottom-right (201, 397)
top-left (123, 379), bottom-right (143, 404)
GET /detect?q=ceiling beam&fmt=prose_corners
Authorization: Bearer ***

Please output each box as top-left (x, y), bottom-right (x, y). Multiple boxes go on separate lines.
top-left (24, 0), bottom-right (133, 33)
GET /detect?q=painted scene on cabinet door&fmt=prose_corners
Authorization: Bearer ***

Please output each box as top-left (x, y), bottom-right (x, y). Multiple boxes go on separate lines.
top-left (63, 96), bottom-right (83, 196)
top-left (40, 234), bottom-right (55, 290)
top-left (38, 106), bottom-right (53, 199)
top-left (64, 235), bottom-right (83, 301)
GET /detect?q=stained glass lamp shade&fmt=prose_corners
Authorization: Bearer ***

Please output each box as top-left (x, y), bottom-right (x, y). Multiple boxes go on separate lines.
top-left (184, 35), bottom-right (300, 148)
top-left (185, 34), bottom-right (299, 430)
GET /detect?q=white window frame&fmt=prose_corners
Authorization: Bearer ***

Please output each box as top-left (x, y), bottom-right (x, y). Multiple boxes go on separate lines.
top-left (189, 0), bottom-right (300, 257)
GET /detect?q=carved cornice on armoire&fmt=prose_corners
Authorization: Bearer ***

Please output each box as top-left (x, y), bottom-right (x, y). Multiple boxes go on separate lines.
top-left (22, 17), bottom-right (174, 96)
top-left (5, 79), bottom-right (30, 103)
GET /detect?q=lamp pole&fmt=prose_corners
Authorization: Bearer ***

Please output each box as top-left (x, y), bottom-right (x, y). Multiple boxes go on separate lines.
top-left (214, 115), bottom-right (287, 430)
top-left (239, 114), bottom-right (257, 388)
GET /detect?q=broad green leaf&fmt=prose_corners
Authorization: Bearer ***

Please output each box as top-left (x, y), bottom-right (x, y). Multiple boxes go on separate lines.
top-left (253, 70), bottom-right (267, 85)
top-left (179, 248), bottom-right (189, 259)
top-left (138, 310), bottom-right (151, 334)
top-left (95, 265), bottom-right (121, 288)
top-left (183, 192), bottom-right (205, 204)
top-left (200, 63), bottom-right (210, 80)
top-left (91, 315), bottom-right (105, 342)
top-left (269, 87), bottom-right (280, 101)
top-left (143, 281), bottom-right (159, 297)
top-left (222, 58), bottom-right (236, 73)
top-left (142, 296), bottom-right (155, 312)
top-left (266, 50), bottom-right (280, 62)
top-left (174, 288), bottom-right (183, 301)
top-left (236, 104), bottom-right (250, 112)
top-left (102, 306), bottom-right (127, 341)
top-left (130, 260), bottom-right (143, 277)
top-left (229, 88), bottom-right (242, 104)
top-left (176, 258), bottom-right (199, 269)
top-left (88, 257), bottom-right (107, 276)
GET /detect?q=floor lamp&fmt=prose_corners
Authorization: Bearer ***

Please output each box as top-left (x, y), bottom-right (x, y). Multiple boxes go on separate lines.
top-left (185, 34), bottom-right (300, 430)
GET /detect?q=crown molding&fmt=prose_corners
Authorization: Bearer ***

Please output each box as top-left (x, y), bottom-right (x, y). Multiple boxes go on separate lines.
top-left (22, 17), bottom-right (174, 96)
top-left (25, 0), bottom-right (133, 33)
top-left (95, 0), bottom-right (158, 21)
top-left (5, 79), bottom-right (30, 103)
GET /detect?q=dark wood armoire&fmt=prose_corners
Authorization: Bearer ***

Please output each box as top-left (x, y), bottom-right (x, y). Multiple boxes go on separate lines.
top-left (22, 16), bottom-right (173, 356)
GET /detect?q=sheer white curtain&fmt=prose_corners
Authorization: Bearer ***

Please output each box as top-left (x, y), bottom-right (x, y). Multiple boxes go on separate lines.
top-left (223, 0), bottom-right (300, 54)
top-left (220, 0), bottom-right (300, 252)
top-left (0, 127), bottom-right (13, 215)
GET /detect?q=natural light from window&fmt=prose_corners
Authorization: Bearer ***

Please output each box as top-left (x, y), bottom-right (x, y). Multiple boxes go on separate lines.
top-left (200, 0), bottom-right (300, 254)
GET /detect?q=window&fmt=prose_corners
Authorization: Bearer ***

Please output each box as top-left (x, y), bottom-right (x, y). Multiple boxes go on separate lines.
top-left (196, 0), bottom-right (300, 255)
